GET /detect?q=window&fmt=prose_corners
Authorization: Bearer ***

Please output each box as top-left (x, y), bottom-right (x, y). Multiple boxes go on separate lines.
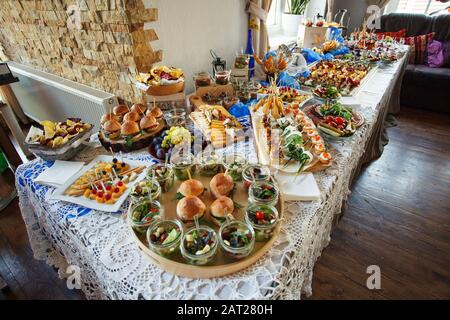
top-left (389, 0), bottom-right (449, 15)
top-left (267, 0), bottom-right (280, 26)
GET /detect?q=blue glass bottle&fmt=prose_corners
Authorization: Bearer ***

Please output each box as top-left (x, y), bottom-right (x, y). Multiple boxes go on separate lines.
top-left (245, 28), bottom-right (255, 78)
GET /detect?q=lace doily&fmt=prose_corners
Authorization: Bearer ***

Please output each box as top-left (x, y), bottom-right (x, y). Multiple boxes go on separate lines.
top-left (16, 57), bottom-right (407, 300)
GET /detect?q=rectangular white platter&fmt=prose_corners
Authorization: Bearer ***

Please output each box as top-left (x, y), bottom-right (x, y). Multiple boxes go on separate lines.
top-left (49, 155), bottom-right (147, 213)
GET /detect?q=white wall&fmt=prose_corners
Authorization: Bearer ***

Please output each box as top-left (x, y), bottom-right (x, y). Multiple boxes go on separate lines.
top-left (145, 0), bottom-right (248, 93)
top-left (306, 0), bottom-right (327, 19)
top-left (331, 0), bottom-right (368, 32)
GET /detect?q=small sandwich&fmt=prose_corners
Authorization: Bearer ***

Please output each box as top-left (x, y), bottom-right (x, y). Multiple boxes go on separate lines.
top-left (121, 121), bottom-right (140, 138)
top-left (101, 113), bottom-right (119, 125)
top-left (102, 119), bottom-right (121, 140)
top-left (139, 115), bottom-right (158, 133)
top-left (210, 196), bottom-right (234, 226)
top-left (177, 179), bottom-right (204, 197)
top-left (113, 104), bottom-right (129, 118)
top-left (210, 173), bottom-right (234, 199)
top-left (123, 111), bottom-right (140, 123)
top-left (131, 103), bottom-right (147, 115)
top-left (176, 195), bottom-right (206, 223)
top-left (147, 106), bottom-right (163, 120)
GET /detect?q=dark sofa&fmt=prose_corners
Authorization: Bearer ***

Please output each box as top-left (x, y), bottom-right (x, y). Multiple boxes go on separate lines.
top-left (379, 13), bottom-right (450, 114)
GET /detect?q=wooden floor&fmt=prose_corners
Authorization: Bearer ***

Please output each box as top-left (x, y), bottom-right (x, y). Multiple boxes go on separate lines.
top-left (0, 107), bottom-right (449, 300)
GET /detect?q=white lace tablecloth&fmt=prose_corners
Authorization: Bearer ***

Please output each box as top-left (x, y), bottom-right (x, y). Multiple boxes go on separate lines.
top-left (15, 55), bottom-right (408, 300)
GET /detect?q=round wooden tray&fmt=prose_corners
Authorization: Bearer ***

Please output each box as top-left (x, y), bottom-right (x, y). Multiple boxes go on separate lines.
top-left (128, 173), bottom-right (284, 279)
top-left (98, 119), bottom-right (165, 153)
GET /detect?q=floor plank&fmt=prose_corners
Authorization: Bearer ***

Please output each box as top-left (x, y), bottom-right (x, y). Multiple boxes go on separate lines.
top-left (310, 107), bottom-right (450, 299)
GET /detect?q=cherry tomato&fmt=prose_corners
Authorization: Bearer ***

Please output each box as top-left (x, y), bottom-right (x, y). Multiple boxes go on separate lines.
top-left (255, 211), bottom-right (265, 220)
top-left (335, 117), bottom-right (345, 125)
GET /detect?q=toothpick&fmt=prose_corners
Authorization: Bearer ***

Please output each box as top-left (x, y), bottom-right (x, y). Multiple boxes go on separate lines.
top-left (100, 180), bottom-right (107, 191)
top-left (109, 147), bottom-right (115, 158)
top-left (119, 151), bottom-right (124, 163)
top-left (194, 215), bottom-right (200, 233)
top-left (153, 97), bottom-right (156, 109)
top-left (187, 167), bottom-right (192, 180)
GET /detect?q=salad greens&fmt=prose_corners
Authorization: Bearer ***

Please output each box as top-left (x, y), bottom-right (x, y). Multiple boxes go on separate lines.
top-left (320, 102), bottom-right (353, 121)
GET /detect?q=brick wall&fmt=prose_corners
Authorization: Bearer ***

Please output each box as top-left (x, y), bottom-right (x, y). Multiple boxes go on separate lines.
top-left (0, 0), bottom-right (162, 103)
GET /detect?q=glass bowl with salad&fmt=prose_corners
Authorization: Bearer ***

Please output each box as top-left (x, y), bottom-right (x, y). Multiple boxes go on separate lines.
top-left (248, 181), bottom-right (279, 206)
top-left (196, 152), bottom-right (221, 176)
top-left (242, 164), bottom-right (271, 190)
top-left (147, 219), bottom-right (184, 257)
top-left (245, 203), bottom-right (279, 241)
top-left (147, 163), bottom-right (174, 193)
top-left (128, 200), bottom-right (162, 234)
top-left (170, 152), bottom-right (196, 181)
top-left (129, 179), bottom-right (161, 204)
top-left (219, 220), bottom-right (255, 259)
top-left (180, 225), bottom-right (218, 265)
top-left (221, 154), bottom-right (247, 182)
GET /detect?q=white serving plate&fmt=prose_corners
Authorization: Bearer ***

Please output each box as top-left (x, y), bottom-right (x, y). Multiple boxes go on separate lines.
top-left (49, 155), bottom-right (147, 212)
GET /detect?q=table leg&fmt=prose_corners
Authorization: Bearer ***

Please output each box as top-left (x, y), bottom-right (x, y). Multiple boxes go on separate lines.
top-left (0, 102), bottom-right (32, 158)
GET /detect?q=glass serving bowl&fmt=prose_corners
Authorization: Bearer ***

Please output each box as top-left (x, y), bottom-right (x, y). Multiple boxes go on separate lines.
top-left (180, 225), bottom-right (218, 265)
top-left (194, 72), bottom-right (212, 87)
top-left (221, 154), bottom-right (247, 182)
top-left (147, 219), bottom-right (184, 257)
top-left (245, 203), bottom-right (279, 242)
top-left (128, 200), bottom-right (162, 234)
top-left (170, 153), bottom-right (196, 181)
top-left (147, 163), bottom-right (174, 193)
top-left (242, 164), bottom-right (271, 190)
top-left (196, 152), bottom-right (221, 176)
top-left (129, 179), bottom-right (161, 204)
top-left (248, 180), bottom-right (279, 206)
top-left (215, 70), bottom-right (231, 85)
top-left (164, 108), bottom-right (186, 127)
top-left (219, 220), bottom-right (255, 260)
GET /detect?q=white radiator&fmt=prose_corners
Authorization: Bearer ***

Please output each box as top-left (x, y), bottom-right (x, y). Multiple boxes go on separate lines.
top-left (7, 61), bottom-right (117, 129)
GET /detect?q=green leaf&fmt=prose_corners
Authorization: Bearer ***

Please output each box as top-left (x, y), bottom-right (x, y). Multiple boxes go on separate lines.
top-left (174, 192), bottom-right (185, 200)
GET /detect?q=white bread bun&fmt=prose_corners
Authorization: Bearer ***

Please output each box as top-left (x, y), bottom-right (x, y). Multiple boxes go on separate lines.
top-left (209, 173), bottom-right (234, 199)
top-left (176, 195), bottom-right (206, 222)
top-left (210, 196), bottom-right (234, 226)
top-left (178, 179), bottom-right (204, 197)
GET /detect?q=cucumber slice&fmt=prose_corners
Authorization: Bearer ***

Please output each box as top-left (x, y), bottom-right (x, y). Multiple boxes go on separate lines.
top-left (162, 228), bottom-right (178, 245)
top-left (318, 125), bottom-right (341, 137)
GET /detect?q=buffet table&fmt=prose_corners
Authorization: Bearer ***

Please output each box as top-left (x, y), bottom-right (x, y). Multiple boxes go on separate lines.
top-left (15, 54), bottom-right (408, 300)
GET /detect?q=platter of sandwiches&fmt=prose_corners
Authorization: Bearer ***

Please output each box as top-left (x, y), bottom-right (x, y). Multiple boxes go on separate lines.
top-left (98, 103), bottom-right (165, 152)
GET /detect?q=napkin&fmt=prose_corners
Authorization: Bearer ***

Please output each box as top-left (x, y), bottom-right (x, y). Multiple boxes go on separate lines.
top-left (275, 171), bottom-right (321, 201)
top-left (34, 160), bottom-right (85, 187)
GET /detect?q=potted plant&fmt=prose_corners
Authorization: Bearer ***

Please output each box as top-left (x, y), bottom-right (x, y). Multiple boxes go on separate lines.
top-left (282, 0), bottom-right (310, 36)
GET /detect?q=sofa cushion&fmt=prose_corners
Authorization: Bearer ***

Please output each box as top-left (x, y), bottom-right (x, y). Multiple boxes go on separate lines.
top-left (425, 40), bottom-right (444, 68)
top-left (404, 33), bottom-right (435, 64)
top-left (405, 64), bottom-right (450, 83)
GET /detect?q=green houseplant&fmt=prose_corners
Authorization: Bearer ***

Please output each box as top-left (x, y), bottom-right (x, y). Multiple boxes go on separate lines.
top-left (282, 0), bottom-right (310, 36)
